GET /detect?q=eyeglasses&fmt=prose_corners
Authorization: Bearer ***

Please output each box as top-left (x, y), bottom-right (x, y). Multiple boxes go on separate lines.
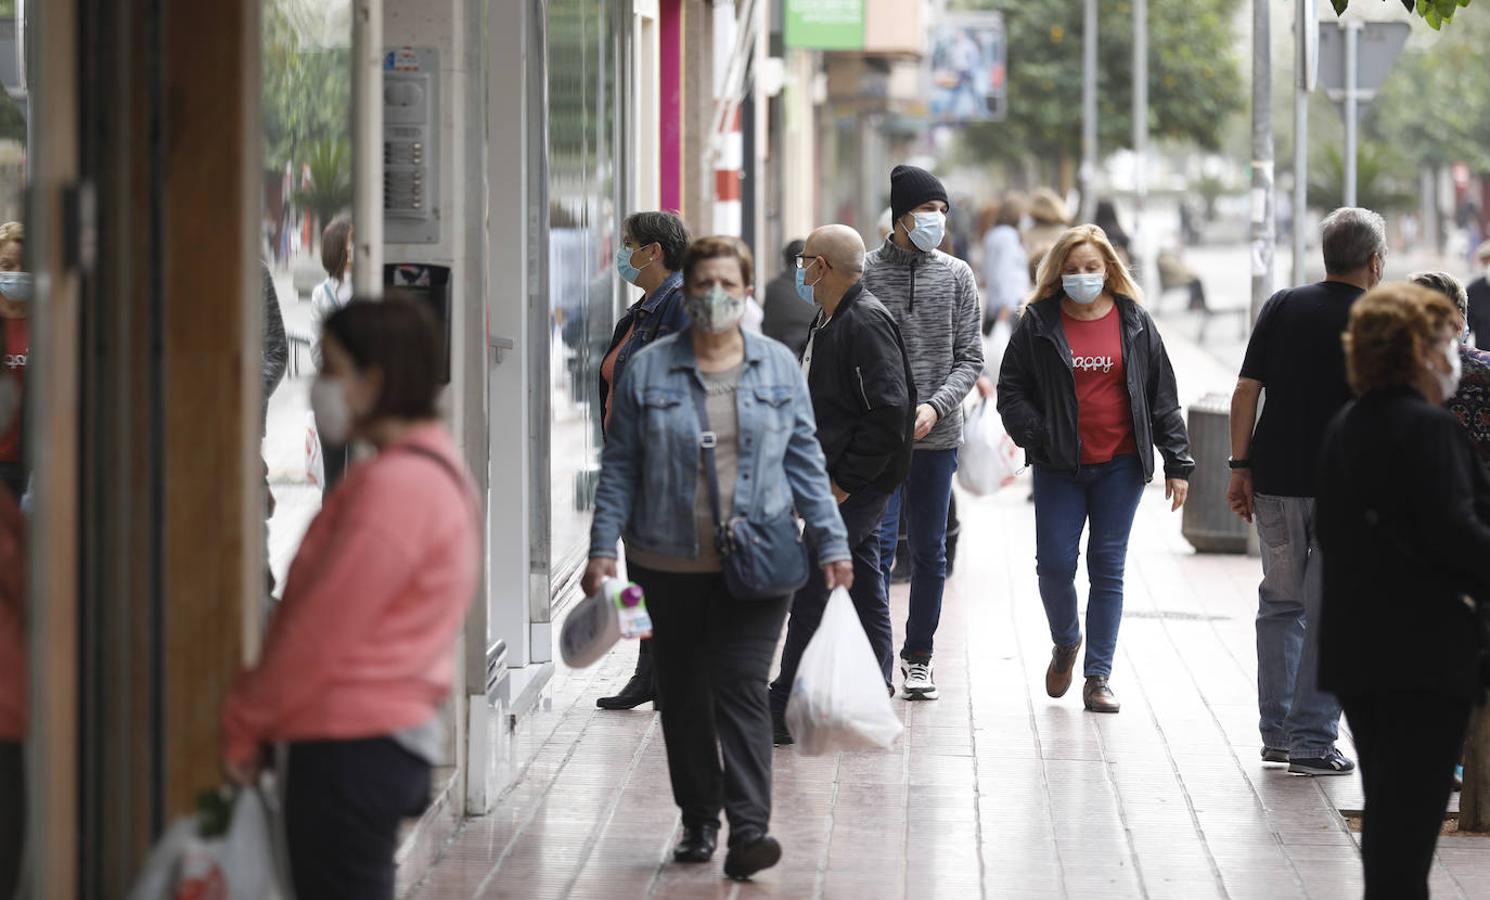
top-left (794, 255), bottom-right (822, 269)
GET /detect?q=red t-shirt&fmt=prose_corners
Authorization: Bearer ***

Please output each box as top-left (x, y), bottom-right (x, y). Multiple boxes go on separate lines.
top-left (1062, 306), bottom-right (1137, 465)
top-left (0, 317), bottom-right (26, 464)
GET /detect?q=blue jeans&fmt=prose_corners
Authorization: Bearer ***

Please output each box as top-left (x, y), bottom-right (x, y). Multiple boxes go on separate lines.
top-left (1254, 493), bottom-right (1341, 757)
top-left (1032, 455), bottom-right (1144, 679)
top-left (878, 449), bottom-right (958, 662)
top-left (771, 489), bottom-right (895, 719)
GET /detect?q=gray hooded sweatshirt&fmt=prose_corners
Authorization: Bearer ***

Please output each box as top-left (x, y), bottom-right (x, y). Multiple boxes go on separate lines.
top-left (862, 239), bottom-right (984, 450)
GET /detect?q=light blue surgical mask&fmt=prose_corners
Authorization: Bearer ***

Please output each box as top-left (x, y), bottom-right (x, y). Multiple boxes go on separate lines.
top-left (1061, 273), bottom-right (1105, 305)
top-left (902, 211), bottom-right (946, 253)
top-left (615, 245), bottom-right (653, 286)
top-left (795, 259), bottom-right (821, 304)
top-left (0, 272), bottom-right (33, 303)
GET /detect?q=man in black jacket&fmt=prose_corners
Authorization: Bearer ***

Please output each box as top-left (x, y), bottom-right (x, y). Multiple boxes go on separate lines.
top-left (769, 224), bottom-right (915, 743)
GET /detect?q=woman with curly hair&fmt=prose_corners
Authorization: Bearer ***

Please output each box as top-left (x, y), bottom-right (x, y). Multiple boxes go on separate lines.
top-left (1318, 282), bottom-right (1490, 899)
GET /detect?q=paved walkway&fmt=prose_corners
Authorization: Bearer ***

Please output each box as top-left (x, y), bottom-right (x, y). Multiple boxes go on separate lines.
top-left (410, 475), bottom-right (1490, 899)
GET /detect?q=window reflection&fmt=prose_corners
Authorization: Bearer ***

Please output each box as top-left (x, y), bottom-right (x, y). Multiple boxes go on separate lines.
top-left (546, 0), bottom-right (621, 598)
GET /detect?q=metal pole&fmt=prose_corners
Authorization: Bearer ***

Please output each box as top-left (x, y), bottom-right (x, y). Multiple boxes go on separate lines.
top-left (1250, 0), bottom-right (1275, 325)
top-left (1081, 0), bottom-right (1098, 224)
top-left (1293, 0), bottom-right (1310, 286)
top-left (351, 0), bottom-right (384, 295)
top-left (1133, 0), bottom-right (1152, 294)
top-left (1343, 20), bottom-right (1358, 209)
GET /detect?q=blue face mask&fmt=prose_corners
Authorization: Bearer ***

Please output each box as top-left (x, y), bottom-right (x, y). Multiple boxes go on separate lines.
top-left (615, 245), bottom-right (653, 286)
top-left (1061, 273), bottom-right (1106, 305)
top-left (0, 272), bottom-right (32, 303)
top-left (902, 211), bottom-right (947, 253)
top-left (794, 259), bottom-right (820, 304)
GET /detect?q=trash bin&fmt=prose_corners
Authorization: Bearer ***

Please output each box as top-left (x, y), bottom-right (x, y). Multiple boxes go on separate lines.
top-left (1181, 392), bottom-right (1250, 554)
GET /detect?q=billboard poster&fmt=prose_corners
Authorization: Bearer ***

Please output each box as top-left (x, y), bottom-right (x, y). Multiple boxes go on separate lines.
top-left (926, 12), bottom-right (1006, 123)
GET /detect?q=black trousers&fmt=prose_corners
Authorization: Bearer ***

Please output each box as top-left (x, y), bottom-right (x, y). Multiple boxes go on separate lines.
top-left (770, 489), bottom-right (894, 720)
top-left (284, 737), bottom-right (431, 900)
top-left (634, 564), bottom-right (789, 837)
top-left (0, 742), bottom-right (21, 900)
top-left (1340, 691), bottom-right (1471, 900)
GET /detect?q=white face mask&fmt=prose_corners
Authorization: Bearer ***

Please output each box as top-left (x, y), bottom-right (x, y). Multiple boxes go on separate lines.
top-left (1437, 340), bottom-right (1463, 401)
top-left (311, 376), bottom-right (355, 445)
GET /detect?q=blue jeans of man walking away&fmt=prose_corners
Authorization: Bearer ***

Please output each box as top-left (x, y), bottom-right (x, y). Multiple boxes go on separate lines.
top-left (772, 489), bottom-right (895, 720)
top-left (1032, 455), bottom-right (1145, 678)
top-left (1254, 493), bottom-right (1341, 757)
top-left (877, 449), bottom-right (958, 662)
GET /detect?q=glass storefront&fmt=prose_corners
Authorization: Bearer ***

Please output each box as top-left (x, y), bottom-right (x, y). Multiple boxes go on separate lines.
top-left (540, 0), bottom-right (629, 608)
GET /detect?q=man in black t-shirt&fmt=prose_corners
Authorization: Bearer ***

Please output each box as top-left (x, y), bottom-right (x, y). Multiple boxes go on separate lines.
top-left (1465, 240), bottom-right (1490, 350)
top-left (1227, 207), bottom-right (1385, 778)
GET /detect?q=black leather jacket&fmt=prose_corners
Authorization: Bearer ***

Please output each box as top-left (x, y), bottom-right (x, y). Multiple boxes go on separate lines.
top-left (804, 283), bottom-right (917, 495)
top-left (996, 295), bottom-right (1194, 482)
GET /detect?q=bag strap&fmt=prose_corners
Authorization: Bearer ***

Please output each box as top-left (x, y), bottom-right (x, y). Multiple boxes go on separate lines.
top-left (394, 444), bottom-right (476, 511)
top-left (688, 382), bottom-right (728, 542)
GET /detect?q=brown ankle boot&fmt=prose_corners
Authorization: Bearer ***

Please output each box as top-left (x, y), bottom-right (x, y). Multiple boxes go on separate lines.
top-left (1082, 676), bottom-right (1121, 713)
top-left (1045, 642), bottom-right (1081, 698)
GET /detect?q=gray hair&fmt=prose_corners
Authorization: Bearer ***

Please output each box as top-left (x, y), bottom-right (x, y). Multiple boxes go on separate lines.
top-left (1410, 270), bottom-right (1469, 322)
top-left (1320, 207), bottom-right (1386, 275)
top-left (623, 211), bottom-right (693, 271)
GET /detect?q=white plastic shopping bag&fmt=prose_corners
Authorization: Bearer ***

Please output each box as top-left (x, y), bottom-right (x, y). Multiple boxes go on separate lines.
top-left (784, 587), bottom-right (904, 755)
top-left (304, 410), bottom-right (325, 490)
top-left (982, 316), bottom-right (1012, 380)
top-left (957, 397), bottom-right (1021, 496)
top-left (129, 786), bottom-right (285, 900)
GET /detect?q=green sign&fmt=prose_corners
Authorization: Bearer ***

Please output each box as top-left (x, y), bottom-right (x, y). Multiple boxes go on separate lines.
top-left (784, 0), bottom-right (865, 51)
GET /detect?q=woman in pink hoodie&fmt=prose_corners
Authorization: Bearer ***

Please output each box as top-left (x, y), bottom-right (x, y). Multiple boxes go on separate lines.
top-left (223, 299), bottom-right (478, 899)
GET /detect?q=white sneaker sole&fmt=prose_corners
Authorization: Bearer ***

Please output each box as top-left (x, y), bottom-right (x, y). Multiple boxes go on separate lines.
top-left (901, 688), bottom-right (939, 701)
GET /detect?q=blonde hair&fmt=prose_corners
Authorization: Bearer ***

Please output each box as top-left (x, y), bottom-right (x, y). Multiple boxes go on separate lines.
top-left (0, 222), bottom-right (23, 247)
top-left (1027, 225), bottom-right (1142, 306)
top-left (1027, 189), bottom-right (1070, 226)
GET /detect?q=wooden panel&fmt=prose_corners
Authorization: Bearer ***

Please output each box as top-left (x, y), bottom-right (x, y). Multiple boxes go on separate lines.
top-left (160, 0), bottom-right (262, 817)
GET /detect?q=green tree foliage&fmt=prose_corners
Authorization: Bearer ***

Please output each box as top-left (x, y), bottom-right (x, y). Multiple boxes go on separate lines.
top-left (292, 138), bottom-right (353, 225)
top-left (955, 0), bottom-right (1244, 177)
top-left (1368, 10), bottom-right (1490, 172)
top-left (1332, 0), bottom-right (1473, 31)
top-left (1308, 141), bottom-right (1417, 212)
top-left (262, 0), bottom-right (350, 176)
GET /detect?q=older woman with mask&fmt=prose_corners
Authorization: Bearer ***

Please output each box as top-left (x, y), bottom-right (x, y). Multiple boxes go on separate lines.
top-left (1318, 283), bottom-right (1490, 899)
top-left (583, 236), bottom-right (850, 881)
top-left (595, 210), bottom-right (693, 712)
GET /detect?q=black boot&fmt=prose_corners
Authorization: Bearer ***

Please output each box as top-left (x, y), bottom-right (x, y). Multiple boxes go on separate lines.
top-left (596, 643), bottom-right (658, 710)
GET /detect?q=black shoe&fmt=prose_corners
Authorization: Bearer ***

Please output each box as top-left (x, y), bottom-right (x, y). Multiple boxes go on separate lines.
top-left (672, 824), bottom-right (719, 863)
top-left (1287, 749), bottom-right (1355, 777)
top-left (597, 651), bottom-right (657, 710)
top-left (1261, 746), bottom-right (1289, 765)
top-left (772, 715), bottom-right (794, 746)
top-left (723, 831), bottom-right (781, 880)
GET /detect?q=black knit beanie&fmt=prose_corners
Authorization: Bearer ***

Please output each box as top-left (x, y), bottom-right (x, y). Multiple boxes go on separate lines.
top-left (890, 165), bottom-right (950, 226)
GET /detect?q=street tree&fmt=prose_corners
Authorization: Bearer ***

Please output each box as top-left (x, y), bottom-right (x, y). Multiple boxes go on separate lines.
top-left (954, 0), bottom-right (1244, 190)
top-left (1331, 0), bottom-right (1474, 30)
top-left (263, 0), bottom-right (351, 178)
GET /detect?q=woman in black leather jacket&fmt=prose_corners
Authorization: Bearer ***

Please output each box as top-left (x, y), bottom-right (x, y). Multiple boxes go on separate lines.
top-left (996, 224), bottom-right (1193, 715)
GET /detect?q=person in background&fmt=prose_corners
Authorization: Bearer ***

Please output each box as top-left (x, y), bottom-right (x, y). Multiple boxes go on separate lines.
top-left (761, 239), bottom-right (815, 359)
top-left (876, 207), bottom-right (894, 244)
top-left (1412, 271), bottom-right (1490, 465)
top-left (1465, 240), bottom-right (1490, 350)
top-left (982, 192), bottom-right (1031, 334)
top-left (998, 225), bottom-right (1191, 714)
top-left (223, 299), bottom-right (479, 900)
top-left (863, 165), bottom-right (983, 701)
top-left (1226, 207), bottom-right (1383, 776)
top-left (312, 218), bottom-right (354, 489)
top-left (1093, 200), bottom-right (1132, 268)
top-left (594, 210), bottom-right (692, 712)
top-left (583, 237), bottom-right (850, 879)
top-left (769, 224), bottom-right (914, 744)
top-left (0, 223), bottom-right (28, 500)
top-left (1317, 283), bottom-right (1490, 900)
top-left (1023, 188), bottom-right (1072, 283)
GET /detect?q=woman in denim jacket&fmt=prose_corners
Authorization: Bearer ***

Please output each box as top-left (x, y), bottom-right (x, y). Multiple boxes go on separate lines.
top-left (584, 236), bottom-right (851, 881)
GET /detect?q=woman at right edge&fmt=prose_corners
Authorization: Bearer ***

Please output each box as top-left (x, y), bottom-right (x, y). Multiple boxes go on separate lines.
top-left (997, 224), bottom-right (1193, 713)
top-left (1317, 283), bottom-right (1490, 899)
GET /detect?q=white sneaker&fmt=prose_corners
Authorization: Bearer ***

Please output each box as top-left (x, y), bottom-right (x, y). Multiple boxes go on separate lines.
top-left (901, 660), bottom-right (939, 700)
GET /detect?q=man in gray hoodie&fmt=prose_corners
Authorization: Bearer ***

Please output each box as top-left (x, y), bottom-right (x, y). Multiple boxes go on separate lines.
top-left (864, 165), bottom-right (984, 700)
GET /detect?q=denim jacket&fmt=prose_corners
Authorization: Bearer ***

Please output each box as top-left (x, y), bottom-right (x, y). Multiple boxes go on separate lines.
top-left (598, 271), bottom-right (689, 430)
top-left (589, 329), bottom-right (851, 568)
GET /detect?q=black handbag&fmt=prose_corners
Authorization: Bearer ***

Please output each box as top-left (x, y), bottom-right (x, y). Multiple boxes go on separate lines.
top-left (691, 382), bottom-right (810, 600)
